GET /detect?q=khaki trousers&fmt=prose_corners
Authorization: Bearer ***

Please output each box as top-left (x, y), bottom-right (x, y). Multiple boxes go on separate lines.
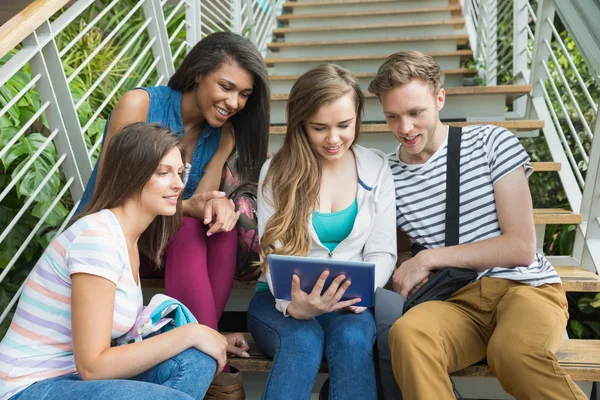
top-left (388, 277), bottom-right (587, 400)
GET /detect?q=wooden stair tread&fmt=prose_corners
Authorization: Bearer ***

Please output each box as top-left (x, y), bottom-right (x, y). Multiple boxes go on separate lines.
top-left (277, 5), bottom-right (462, 20)
top-left (283, 0), bottom-right (440, 9)
top-left (271, 86), bottom-right (532, 101)
top-left (533, 209), bottom-right (582, 224)
top-left (229, 337), bottom-right (600, 381)
top-left (268, 34), bottom-right (469, 49)
top-left (143, 263), bottom-right (596, 292)
top-left (265, 50), bottom-right (473, 64)
top-left (273, 19), bottom-right (465, 35)
top-left (555, 266), bottom-right (600, 292)
top-left (270, 121), bottom-right (545, 134)
top-left (269, 68), bottom-right (476, 81)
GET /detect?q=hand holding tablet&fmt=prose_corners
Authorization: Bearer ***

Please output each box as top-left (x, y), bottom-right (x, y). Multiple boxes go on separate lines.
top-left (268, 255), bottom-right (376, 314)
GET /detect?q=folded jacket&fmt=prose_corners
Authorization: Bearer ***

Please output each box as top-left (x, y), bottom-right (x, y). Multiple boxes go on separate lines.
top-left (116, 293), bottom-right (197, 345)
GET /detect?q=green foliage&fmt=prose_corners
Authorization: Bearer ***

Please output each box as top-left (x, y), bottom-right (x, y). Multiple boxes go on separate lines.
top-left (567, 292), bottom-right (600, 339)
top-left (0, 0), bottom-right (185, 338)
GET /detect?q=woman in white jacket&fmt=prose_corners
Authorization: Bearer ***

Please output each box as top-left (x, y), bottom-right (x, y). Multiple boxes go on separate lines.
top-left (247, 64), bottom-right (397, 400)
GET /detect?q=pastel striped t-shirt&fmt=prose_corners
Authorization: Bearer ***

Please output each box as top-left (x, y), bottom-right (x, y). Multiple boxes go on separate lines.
top-left (0, 209), bottom-right (143, 399)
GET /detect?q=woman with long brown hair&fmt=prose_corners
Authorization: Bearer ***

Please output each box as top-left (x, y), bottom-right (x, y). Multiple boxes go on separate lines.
top-left (0, 123), bottom-right (226, 400)
top-left (76, 31), bottom-right (270, 396)
top-left (247, 64), bottom-right (397, 400)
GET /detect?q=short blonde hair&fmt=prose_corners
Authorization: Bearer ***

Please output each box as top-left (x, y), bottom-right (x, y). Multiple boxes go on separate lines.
top-left (368, 51), bottom-right (445, 96)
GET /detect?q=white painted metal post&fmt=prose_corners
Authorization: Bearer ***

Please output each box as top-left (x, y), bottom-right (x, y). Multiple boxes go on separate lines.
top-left (231, 0), bottom-right (243, 35)
top-left (143, 0), bottom-right (175, 81)
top-left (574, 108), bottom-right (600, 274)
top-left (26, 21), bottom-right (91, 201)
top-left (512, 0), bottom-right (529, 116)
top-left (484, 0), bottom-right (498, 86)
top-left (186, 0), bottom-right (202, 47)
top-left (527, 0), bottom-right (555, 118)
top-left (243, 0), bottom-right (256, 44)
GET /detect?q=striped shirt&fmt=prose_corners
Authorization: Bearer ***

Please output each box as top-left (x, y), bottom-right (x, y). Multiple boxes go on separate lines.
top-left (389, 124), bottom-right (560, 286)
top-left (0, 209), bottom-right (143, 399)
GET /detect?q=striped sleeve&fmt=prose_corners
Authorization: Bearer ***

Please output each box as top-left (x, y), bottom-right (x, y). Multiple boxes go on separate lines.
top-left (485, 126), bottom-right (533, 184)
top-left (66, 229), bottom-right (125, 284)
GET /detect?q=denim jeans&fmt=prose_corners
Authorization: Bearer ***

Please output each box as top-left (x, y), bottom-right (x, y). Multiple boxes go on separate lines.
top-left (11, 348), bottom-right (216, 400)
top-left (247, 291), bottom-right (377, 400)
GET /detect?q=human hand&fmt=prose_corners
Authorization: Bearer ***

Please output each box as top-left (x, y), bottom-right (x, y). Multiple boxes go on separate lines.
top-left (392, 251), bottom-right (434, 299)
top-left (225, 332), bottom-right (250, 358)
top-left (287, 271), bottom-right (361, 320)
top-left (184, 190), bottom-right (227, 220)
top-left (204, 197), bottom-right (240, 235)
top-left (190, 324), bottom-right (228, 373)
top-left (346, 306), bottom-right (367, 314)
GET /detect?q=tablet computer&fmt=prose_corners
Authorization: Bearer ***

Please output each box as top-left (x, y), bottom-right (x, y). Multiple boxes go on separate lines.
top-left (268, 254), bottom-right (375, 307)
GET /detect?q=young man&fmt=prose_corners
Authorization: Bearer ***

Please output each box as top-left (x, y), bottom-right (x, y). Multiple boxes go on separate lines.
top-left (368, 51), bottom-right (587, 400)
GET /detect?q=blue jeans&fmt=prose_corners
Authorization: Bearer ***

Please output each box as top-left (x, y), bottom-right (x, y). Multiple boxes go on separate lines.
top-left (247, 291), bottom-right (377, 400)
top-left (12, 348), bottom-right (216, 400)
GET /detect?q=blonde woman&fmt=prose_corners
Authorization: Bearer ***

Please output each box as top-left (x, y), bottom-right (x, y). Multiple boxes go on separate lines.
top-left (247, 64), bottom-right (397, 400)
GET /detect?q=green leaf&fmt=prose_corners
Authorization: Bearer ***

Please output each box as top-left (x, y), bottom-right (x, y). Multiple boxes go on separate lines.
top-left (31, 200), bottom-right (68, 227)
top-left (570, 320), bottom-right (586, 339)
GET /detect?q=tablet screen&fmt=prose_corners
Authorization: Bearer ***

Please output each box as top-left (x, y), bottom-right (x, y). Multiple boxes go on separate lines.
top-left (268, 254), bottom-right (375, 307)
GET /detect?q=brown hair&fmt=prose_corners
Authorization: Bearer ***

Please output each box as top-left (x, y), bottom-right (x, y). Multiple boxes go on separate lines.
top-left (368, 50), bottom-right (445, 96)
top-left (168, 32), bottom-right (270, 183)
top-left (258, 64), bottom-right (364, 272)
top-left (77, 122), bottom-right (184, 266)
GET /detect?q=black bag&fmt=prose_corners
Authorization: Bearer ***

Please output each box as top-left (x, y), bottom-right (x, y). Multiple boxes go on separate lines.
top-left (402, 127), bottom-right (478, 314)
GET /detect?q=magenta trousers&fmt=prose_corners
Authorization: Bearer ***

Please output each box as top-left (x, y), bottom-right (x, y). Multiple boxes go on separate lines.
top-left (164, 217), bottom-right (237, 330)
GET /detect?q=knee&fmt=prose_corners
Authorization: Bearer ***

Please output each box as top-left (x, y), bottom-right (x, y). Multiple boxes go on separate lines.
top-left (388, 315), bottom-right (441, 357)
top-left (331, 316), bottom-right (375, 351)
top-left (175, 348), bottom-right (217, 378)
top-left (487, 335), bottom-right (533, 381)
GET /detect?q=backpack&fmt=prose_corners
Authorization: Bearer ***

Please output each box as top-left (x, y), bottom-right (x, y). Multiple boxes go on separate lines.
top-left (220, 152), bottom-right (261, 280)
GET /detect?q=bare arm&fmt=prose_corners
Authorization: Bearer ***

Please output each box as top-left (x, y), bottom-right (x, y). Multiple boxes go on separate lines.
top-left (94, 90), bottom-right (150, 190)
top-left (71, 273), bottom-right (228, 380)
top-left (181, 122), bottom-right (237, 229)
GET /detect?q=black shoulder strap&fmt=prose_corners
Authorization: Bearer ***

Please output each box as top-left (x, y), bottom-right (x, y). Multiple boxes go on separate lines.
top-left (445, 126), bottom-right (461, 247)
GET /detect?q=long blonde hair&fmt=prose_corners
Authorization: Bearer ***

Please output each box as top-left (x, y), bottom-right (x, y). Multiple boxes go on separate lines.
top-left (259, 64), bottom-right (364, 272)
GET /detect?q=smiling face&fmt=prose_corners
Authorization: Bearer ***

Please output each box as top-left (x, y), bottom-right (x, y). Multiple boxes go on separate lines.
top-left (305, 93), bottom-right (357, 164)
top-left (139, 147), bottom-right (185, 217)
top-left (380, 79), bottom-right (447, 164)
top-left (195, 61), bottom-right (254, 127)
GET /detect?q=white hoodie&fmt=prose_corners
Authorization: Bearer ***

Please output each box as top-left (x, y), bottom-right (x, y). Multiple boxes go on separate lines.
top-left (257, 144), bottom-right (397, 316)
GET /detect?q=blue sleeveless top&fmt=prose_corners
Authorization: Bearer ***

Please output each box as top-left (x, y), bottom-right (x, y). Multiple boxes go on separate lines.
top-left (78, 86), bottom-right (222, 210)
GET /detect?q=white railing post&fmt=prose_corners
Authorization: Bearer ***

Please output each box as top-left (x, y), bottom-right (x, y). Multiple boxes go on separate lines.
top-left (483, 0), bottom-right (498, 86)
top-left (243, 0), bottom-right (256, 44)
top-left (186, 0), bottom-right (202, 47)
top-left (231, 0), bottom-right (243, 35)
top-left (526, 0), bottom-right (554, 118)
top-left (512, 0), bottom-right (529, 116)
top-left (462, 0), bottom-right (480, 61)
top-left (143, 0), bottom-right (175, 82)
top-left (26, 21), bottom-right (91, 201)
top-left (573, 109), bottom-right (600, 274)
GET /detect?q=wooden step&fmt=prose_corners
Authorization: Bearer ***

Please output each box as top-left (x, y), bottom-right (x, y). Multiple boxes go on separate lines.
top-left (267, 34), bottom-right (470, 51)
top-left (273, 18), bottom-right (465, 37)
top-left (270, 120), bottom-right (545, 135)
top-left (555, 266), bottom-right (600, 292)
top-left (265, 50), bottom-right (473, 65)
top-left (142, 262), bottom-right (597, 293)
top-left (533, 209), bottom-right (582, 225)
top-left (269, 68), bottom-right (476, 82)
top-left (283, 0), bottom-right (447, 10)
top-left (230, 337), bottom-right (600, 382)
top-left (277, 5), bottom-right (463, 22)
top-left (271, 85), bottom-right (532, 103)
